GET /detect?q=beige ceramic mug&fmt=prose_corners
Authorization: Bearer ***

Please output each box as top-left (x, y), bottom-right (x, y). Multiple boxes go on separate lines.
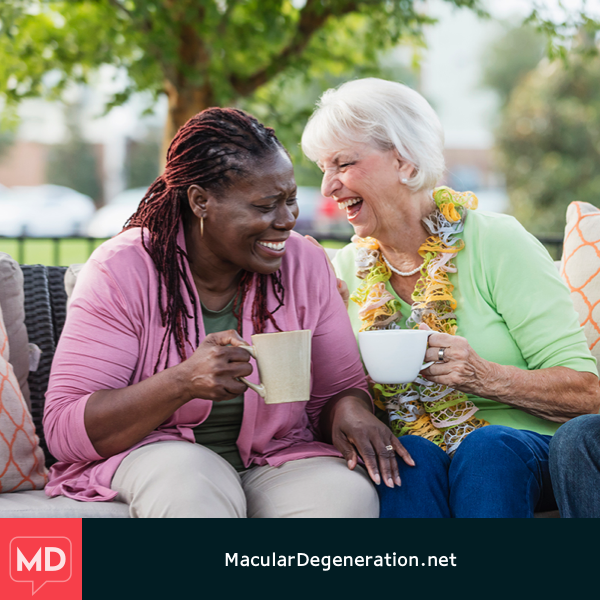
top-left (238, 329), bottom-right (312, 404)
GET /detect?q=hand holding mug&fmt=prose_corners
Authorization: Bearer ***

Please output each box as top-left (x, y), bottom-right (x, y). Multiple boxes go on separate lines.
top-left (418, 323), bottom-right (492, 394)
top-left (177, 330), bottom-right (253, 402)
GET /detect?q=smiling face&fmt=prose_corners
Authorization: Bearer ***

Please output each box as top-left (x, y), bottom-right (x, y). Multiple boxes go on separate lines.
top-left (318, 143), bottom-right (414, 240)
top-left (191, 148), bottom-right (298, 276)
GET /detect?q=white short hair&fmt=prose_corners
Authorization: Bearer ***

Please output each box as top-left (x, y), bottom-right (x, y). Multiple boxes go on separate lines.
top-left (301, 78), bottom-right (445, 192)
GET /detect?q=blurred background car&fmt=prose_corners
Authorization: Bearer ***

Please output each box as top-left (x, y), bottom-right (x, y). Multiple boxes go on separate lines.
top-left (0, 184), bottom-right (96, 237)
top-left (86, 187), bottom-right (148, 238)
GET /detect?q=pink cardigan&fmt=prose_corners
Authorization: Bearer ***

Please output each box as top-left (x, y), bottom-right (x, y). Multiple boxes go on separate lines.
top-left (43, 226), bottom-right (369, 501)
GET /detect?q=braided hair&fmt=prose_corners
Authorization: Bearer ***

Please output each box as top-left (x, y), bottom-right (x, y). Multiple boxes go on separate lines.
top-left (125, 108), bottom-right (287, 371)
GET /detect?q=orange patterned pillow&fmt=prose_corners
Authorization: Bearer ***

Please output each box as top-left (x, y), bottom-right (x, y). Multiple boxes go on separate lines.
top-left (561, 201), bottom-right (600, 364)
top-left (0, 302), bottom-right (47, 493)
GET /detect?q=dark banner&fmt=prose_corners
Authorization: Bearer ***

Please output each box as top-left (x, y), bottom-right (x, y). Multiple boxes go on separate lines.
top-left (2, 518), bottom-right (597, 599)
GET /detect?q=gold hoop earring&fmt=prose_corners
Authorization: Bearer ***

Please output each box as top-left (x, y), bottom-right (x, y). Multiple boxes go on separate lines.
top-left (200, 216), bottom-right (204, 237)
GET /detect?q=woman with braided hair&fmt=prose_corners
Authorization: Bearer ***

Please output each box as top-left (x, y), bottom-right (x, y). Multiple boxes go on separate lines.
top-left (302, 78), bottom-right (600, 518)
top-left (42, 107), bottom-right (388, 518)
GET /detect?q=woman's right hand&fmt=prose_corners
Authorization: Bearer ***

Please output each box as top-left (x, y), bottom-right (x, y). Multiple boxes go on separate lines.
top-left (176, 329), bottom-right (253, 402)
top-left (85, 329), bottom-right (253, 458)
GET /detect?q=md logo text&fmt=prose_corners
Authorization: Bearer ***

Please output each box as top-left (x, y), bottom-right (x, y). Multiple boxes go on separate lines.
top-left (10, 537), bottom-right (72, 595)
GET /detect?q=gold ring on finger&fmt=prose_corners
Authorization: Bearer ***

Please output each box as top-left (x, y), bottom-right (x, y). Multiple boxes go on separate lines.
top-left (385, 445), bottom-right (394, 451)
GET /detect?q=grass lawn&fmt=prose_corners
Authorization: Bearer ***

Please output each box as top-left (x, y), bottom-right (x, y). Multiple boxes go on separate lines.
top-left (0, 237), bottom-right (350, 266)
top-left (0, 238), bottom-right (108, 266)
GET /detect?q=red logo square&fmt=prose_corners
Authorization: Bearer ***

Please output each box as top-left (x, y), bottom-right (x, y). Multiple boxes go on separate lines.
top-left (0, 519), bottom-right (81, 599)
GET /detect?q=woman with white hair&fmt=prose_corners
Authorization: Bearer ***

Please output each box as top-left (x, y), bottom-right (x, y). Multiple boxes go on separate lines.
top-left (302, 78), bottom-right (600, 518)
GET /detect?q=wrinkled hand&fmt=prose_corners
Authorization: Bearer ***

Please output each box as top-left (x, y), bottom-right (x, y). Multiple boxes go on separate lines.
top-left (330, 397), bottom-right (414, 488)
top-left (304, 235), bottom-right (349, 307)
top-left (419, 323), bottom-right (492, 395)
top-left (176, 329), bottom-right (253, 402)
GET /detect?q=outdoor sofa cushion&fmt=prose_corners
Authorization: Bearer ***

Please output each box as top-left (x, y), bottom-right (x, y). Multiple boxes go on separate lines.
top-left (0, 252), bottom-right (31, 409)
top-left (561, 201), bottom-right (600, 366)
top-left (0, 301), bottom-right (47, 493)
top-left (64, 263), bottom-right (84, 308)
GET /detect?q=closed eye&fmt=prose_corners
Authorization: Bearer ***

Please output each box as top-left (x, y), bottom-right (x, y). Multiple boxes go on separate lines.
top-left (254, 204), bottom-right (276, 212)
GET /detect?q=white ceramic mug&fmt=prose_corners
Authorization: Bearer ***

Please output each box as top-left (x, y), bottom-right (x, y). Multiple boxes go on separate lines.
top-left (238, 330), bottom-right (312, 404)
top-left (358, 329), bottom-right (435, 384)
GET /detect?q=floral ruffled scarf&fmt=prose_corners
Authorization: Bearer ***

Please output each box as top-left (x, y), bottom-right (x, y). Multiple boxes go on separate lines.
top-left (351, 186), bottom-right (488, 456)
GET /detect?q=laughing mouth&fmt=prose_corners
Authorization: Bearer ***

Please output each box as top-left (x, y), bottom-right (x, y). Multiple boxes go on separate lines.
top-left (257, 240), bottom-right (286, 251)
top-left (337, 197), bottom-right (362, 209)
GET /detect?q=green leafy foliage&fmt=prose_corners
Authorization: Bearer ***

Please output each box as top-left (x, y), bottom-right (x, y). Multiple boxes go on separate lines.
top-left (0, 1), bottom-right (145, 102)
top-left (497, 34), bottom-right (600, 233)
top-left (0, 0), bottom-right (483, 145)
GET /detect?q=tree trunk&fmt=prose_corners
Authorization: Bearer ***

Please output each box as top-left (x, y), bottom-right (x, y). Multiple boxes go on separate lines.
top-left (160, 16), bottom-right (214, 166)
top-left (161, 79), bottom-right (215, 165)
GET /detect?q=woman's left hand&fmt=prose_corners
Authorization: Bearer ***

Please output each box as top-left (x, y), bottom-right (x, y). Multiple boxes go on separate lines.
top-left (419, 323), bottom-right (493, 395)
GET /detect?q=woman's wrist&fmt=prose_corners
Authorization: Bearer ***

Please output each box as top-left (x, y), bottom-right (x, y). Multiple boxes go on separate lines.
top-left (320, 389), bottom-right (372, 443)
top-left (166, 362), bottom-right (198, 406)
top-left (331, 392), bottom-right (372, 415)
top-left (464, 354), bottom-right (501, 397)
top-left (475, 360), bottom-right (509, 400)
top-left (470, 358), bottom-right (531, 405)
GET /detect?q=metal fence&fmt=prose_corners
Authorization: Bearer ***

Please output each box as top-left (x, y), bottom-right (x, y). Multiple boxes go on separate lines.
top-left (0, 236), bottom-right (108, 266)
top-left (0, 233), bottom-right (566, 267)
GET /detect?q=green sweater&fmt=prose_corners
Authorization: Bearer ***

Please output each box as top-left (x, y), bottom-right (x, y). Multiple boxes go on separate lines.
top-left (333, 210), bottom-right (598, 436)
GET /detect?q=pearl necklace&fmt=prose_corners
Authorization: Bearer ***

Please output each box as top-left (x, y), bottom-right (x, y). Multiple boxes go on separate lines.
top-left (381, 253), bottom-right (423, 277)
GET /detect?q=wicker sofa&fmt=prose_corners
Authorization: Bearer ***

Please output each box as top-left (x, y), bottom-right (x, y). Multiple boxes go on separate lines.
top-left (0, 264), bottom-right (129, 518)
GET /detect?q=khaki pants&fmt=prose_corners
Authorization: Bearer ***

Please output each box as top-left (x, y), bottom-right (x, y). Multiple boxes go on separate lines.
top-left (111, 441), bottom-right (379, 518)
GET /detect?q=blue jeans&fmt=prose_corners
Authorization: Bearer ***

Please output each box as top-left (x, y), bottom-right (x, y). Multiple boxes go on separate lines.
top-left (549, 414), bottom-right (600, 518)
top-left (377, 425), bottom-right (556, 518)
